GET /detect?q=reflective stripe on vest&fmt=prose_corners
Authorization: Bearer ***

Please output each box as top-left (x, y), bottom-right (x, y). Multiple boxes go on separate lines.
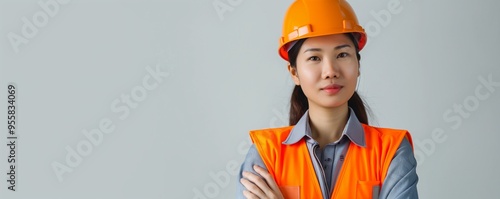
top-left (249, 124), bottom-right (413, 199)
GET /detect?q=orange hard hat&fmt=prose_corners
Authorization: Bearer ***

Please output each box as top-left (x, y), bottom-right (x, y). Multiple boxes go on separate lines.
top-left (278, 0), bottom-right (367, 61)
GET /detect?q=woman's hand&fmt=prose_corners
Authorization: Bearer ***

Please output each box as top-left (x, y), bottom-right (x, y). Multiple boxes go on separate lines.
top-left (240, 165), bottom-right (284, 199)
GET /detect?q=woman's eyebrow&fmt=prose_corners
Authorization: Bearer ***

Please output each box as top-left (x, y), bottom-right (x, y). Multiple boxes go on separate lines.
top-left (303, 48), bottom-right (322, 53)
top-left (303, 44), bottom-right (352, 53)
top-left (334, 44), bottom-right (352, 50)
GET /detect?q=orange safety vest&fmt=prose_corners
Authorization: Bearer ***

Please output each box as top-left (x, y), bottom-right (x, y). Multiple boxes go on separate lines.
top-left (249, 124), bottom-right (413, 199)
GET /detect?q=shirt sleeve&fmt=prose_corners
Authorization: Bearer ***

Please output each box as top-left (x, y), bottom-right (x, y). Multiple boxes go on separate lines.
top-left (379, 137), bottom-right (419, 199)
top-left (236, 144), bottom-right (268, 199)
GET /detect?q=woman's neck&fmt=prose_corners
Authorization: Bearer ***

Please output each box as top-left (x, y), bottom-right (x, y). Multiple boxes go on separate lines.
top-left (308, 103), bottom-right (349, 148)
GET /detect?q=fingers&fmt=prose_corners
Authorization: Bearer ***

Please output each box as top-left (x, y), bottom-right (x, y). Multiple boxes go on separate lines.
top-left (240, 171), bottom-right (265, 199)
top-left (241, 165), bottom-right (283, 199)
top-left (253, 165), bottom-right (281, 192)
top-left (242, 187), bottom-right (260, 199)
top-left (241, 171), bottom-right (270, 198)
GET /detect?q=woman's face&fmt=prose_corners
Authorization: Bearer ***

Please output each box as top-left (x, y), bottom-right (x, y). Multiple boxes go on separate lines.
top-left (289, 34), bottom-right (359, 109)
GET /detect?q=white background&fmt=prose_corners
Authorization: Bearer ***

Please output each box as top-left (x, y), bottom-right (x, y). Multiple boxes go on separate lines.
top-left (1, 0), bottom-right (499, 198)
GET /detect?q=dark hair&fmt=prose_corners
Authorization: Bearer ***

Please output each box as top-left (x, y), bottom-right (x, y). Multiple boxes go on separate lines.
top-left (288, 33), bottom-right (370, 125)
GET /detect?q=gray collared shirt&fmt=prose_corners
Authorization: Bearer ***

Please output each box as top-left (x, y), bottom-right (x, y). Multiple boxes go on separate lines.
top-left (237, 107), bottom-right (419, 199)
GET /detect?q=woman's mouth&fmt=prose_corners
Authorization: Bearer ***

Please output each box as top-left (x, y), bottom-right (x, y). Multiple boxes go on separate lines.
top-left (321, 84), bottom-right (343, 94)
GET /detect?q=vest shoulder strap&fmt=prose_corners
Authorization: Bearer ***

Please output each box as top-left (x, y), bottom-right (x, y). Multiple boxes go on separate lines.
top-left (249, 126), bottom-right (295, 175)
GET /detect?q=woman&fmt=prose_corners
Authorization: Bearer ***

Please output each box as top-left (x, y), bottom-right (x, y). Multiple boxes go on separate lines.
top-left (237, 0), bottom-right (418, 198)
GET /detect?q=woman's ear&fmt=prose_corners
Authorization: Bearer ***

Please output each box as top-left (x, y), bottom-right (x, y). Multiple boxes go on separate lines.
top-left (288, 64), bottom-right (300, 85)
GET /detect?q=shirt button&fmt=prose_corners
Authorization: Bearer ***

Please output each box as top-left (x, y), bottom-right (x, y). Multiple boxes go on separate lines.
top-left (326, 158), bottom-right (332, 162)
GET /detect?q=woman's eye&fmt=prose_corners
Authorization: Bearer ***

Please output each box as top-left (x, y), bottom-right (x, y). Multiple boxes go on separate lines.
top-left (308, 56), bottom-right (320, 61)
top-left (337, 52), bottom-right (349, 58)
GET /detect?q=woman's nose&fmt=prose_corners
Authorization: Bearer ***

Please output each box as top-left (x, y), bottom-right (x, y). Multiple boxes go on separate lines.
top-left (322, 59), bottom-right (339, 79)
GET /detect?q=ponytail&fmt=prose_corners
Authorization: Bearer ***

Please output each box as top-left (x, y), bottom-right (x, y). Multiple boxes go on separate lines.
top-left (289, 85), bottom-right (308, 125)
top-left (347, 91), bottom-right (369, 124)
top-left (287, 34), bottom-right (370, 126)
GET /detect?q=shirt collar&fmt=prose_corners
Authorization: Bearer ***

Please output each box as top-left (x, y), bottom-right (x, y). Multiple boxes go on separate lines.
top-left (282, 107), bottom-right (366, 147)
